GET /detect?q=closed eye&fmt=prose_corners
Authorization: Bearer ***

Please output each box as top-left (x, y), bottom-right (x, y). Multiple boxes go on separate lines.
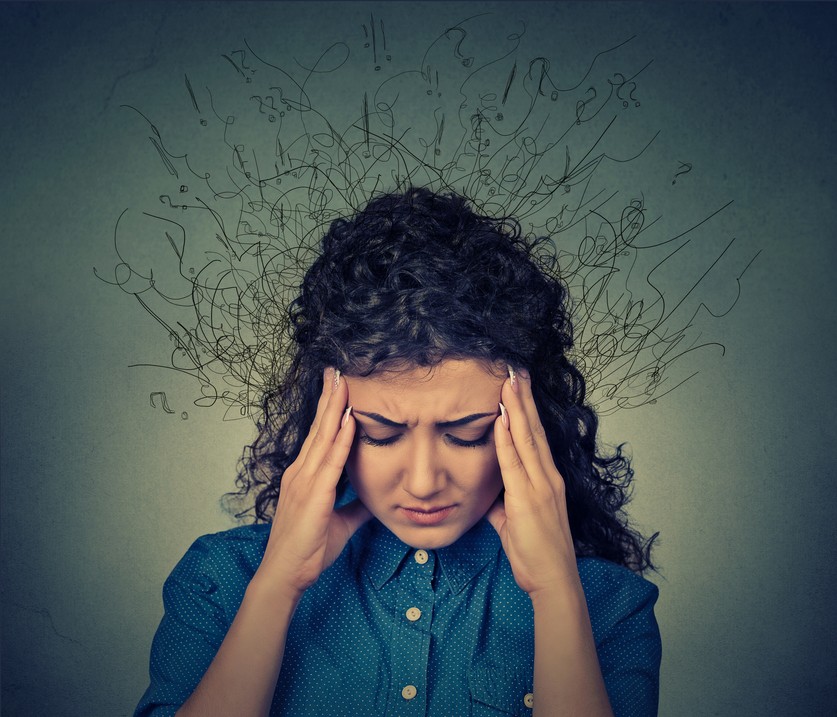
top-left (358, 433), bottom-right (402, 447)
top-left (358, 430), bottom-right (492, 449)
top-left (445, 428), bottom-right (492, 449)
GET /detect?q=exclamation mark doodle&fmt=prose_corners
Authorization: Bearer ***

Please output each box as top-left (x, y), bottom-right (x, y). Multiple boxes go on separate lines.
top-left (185, 74), bottom-right (206, 127)
top-left (501, 62), bottom-right (517, 106)
top-left (435, 114), bottom-right (445, 156)
top-left (362, 92), bottom-right (371, 158)
top-left (381, 17), bottom-right (391, 65)
top-left (370, 13), bottom-right (380, 70)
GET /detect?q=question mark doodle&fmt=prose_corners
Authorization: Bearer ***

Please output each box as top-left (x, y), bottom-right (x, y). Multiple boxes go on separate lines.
top-left (672, 162), bottom-right (693, 184)
top-left (150, 391), bottom-right (175, 414)
top-left (445, 26), bottom-right (474, 68)
top-left (103, 17), bottom-right (750, 419)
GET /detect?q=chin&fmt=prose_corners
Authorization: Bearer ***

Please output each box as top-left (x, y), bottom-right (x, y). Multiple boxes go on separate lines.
top-left (398, 529), bottom-right (459, 549)
top-left (384, 517), bottom-right (474, 550)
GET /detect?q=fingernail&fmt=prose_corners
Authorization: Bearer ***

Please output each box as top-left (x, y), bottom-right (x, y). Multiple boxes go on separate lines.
top-left (507, 365), bottom-right (518, 393)
top-left (324, 367), bottom-right (334, 389)
top-left (341, 405), bottom-right (353, 428)
top-left (332, 369), bottom-right (341, 393)
top-left (499, 402), bottom-right (508, 429)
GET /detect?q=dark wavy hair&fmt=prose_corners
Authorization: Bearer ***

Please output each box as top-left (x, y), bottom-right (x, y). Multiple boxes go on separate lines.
top-left (230, 186), bottom-right (657, 572)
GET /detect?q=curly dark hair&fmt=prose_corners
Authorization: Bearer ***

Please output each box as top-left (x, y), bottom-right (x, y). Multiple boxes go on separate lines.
top-left (230, 186), bottom-right (657, 572)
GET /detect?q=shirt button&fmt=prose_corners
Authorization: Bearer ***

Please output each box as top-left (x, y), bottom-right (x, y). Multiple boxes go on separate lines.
top-left (405, 607), bottom-right (422, 621)
top-left (523, 692), bottom-right (534, 708)
top-left (401, 684), bottom-right (418, 700)
top-left (414, 549), bottom-right (429, 564)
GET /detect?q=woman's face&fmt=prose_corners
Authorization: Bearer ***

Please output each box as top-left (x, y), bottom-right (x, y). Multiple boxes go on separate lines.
top-left (345, 359), bottom-right (505, 549)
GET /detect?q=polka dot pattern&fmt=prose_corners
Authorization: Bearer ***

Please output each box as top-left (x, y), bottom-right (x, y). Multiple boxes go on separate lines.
top-left (135, 520), bottom-right (661, 716)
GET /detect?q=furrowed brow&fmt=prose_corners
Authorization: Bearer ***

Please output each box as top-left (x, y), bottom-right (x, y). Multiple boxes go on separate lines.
top-left (436, 412), bottom-right (497, 428)
top-left (353, 411), bottom-right (408, 428)
top-left (353, 410), bottom-right (498, 429)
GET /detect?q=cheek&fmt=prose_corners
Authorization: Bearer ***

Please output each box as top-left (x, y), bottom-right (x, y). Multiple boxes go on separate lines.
top-left (458, 451), bottom-right (503, 492)
top-left (346, 445), bottom-right (399, 493)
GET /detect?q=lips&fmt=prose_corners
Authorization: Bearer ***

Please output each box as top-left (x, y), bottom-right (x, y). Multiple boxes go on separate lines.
top-left (399, 505), bottom-right (456, 526)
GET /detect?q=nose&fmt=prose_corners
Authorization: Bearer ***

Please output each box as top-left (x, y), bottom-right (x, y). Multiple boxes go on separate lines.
top-left (401, 437), bottom-right (447, 500)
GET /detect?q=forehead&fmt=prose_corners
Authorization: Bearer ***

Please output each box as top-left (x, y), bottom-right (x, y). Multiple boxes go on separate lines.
top-left (346, 359), bottom-right (505, 422)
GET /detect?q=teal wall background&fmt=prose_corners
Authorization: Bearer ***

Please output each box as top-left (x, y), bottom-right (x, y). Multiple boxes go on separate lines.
top-left (1, 2), bottom-right (835, 715)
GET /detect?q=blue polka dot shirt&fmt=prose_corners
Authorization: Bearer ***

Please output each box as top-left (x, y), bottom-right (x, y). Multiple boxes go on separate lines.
top-left (135, 518), bottom-right (660, 716)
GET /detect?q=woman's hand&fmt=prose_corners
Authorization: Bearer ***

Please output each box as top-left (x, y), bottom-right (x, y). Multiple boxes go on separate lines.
top-left (256, 367), bottom-right (371, 602)
top-left (486, 370), bottom-right (580, 598)
top-left (488, 370), bottom-right (614, 716)
top-left (176, 370), bottom-right (371, 717)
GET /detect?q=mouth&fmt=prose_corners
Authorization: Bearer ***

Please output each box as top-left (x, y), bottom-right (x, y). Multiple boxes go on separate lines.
top-left (399, 505), bottom-right (456, 526)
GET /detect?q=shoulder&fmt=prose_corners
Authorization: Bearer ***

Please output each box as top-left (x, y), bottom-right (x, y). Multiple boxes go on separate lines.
top-left (577, 558), bottom-right (661, 655)
top-left (577, 557), bottom-right (660, 633)
top-left (578, 559), bottom-right (662, 710)
top-left (578, 557), bottom-right (659, 605)
top-left (184, 523), bottom-right (271, 555)
top-left (165, 524), bottom-right (270, 595)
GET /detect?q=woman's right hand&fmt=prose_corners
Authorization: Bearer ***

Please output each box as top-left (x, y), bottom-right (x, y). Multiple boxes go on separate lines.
top-left (175, 368), bottom-right (366, 716)
top-left (254, 367), bottom-right (370, 601)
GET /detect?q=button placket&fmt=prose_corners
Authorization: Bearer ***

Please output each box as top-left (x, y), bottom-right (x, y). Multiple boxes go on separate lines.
top-left (386, 549), bottom-right (435, 715)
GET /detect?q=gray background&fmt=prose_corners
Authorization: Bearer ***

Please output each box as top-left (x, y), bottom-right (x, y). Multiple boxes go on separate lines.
top-left (1, 2), bottom-right (835, 715)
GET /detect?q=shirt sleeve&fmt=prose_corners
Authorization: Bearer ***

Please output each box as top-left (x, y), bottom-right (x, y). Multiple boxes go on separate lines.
top-left (134, 534), bottom-right (245, 717)
top-left (580, 559), bottom-right (662, 717)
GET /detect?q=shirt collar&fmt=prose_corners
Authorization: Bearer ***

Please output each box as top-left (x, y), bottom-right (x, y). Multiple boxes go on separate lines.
top-left (353, 518), bottom-right (501, 594)
top-left (436, 518), bottom-right (501, 594)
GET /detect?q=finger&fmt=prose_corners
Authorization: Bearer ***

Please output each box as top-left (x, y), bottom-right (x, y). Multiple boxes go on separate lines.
top-left (305, 371), bottom-right (349, 468)
top-left (505, 375), bottom-right (568, 495)
top-left (296, 367), bottom-right (336, 467)
top-left (311, 403), bottom-right (356, 490)
top-left (493, 411), bottom-right (533, 492)
top-left (512, 371), bottom-right (552, 460)
top-left (302, 370), bottom-right (349, 473)
top-left (501, 380), bottom-right (548, 484)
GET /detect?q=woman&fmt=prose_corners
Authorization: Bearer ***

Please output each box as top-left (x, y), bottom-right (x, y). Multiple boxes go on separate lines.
top-left (135, 187), bottom-right (661, 716)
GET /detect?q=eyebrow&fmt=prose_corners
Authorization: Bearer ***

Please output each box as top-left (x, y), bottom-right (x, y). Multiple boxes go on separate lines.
top-left (353, 410), bottom-right (497, 429)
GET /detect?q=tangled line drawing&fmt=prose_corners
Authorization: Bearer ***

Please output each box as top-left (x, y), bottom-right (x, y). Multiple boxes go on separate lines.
top-left (96, 12), bottom-right (757, 421)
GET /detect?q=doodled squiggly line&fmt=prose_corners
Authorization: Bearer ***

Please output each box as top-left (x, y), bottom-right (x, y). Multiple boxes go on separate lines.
top-left (98, 12), bottom-right (756, 419)
top-left (672, 161), bottom-right (693, 184)
top-left (149, 391), bottom-right (174, 414)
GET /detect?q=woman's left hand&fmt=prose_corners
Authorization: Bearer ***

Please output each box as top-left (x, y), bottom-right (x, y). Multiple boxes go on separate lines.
top-left (486, 370), bottom-right (581, 598)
